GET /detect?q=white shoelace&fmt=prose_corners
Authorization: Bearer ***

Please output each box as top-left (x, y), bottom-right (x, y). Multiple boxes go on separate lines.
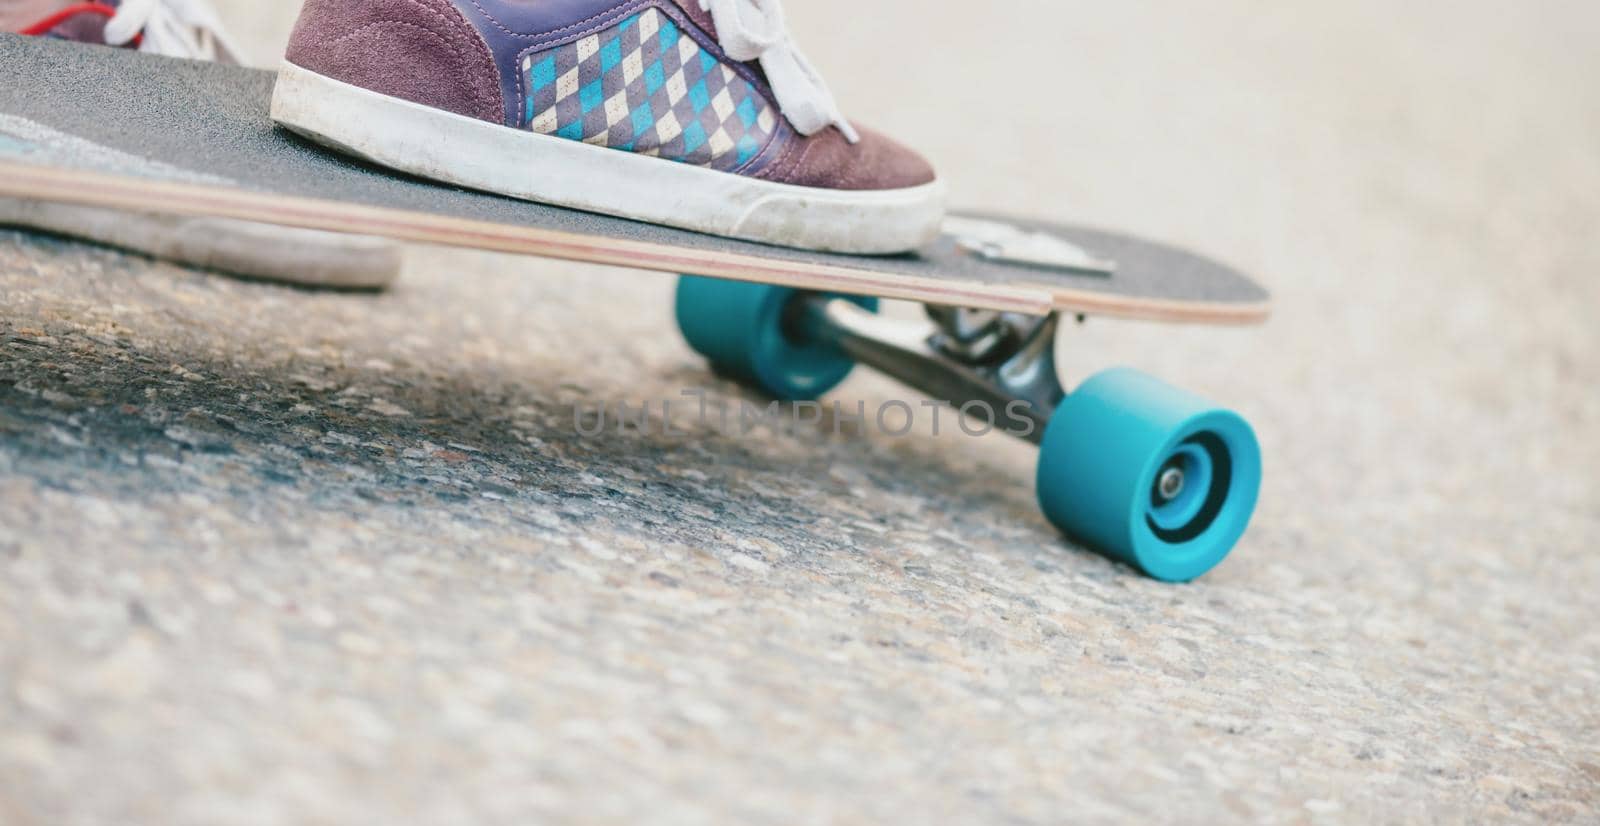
top-left (103, 0), bottom-right (243, 62)
top-left (697, 0), bottom-right (859, 143)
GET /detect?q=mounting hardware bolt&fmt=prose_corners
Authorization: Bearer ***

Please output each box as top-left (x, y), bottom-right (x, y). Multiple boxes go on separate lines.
top-left (1156, 466), bottom-right (1185, 502)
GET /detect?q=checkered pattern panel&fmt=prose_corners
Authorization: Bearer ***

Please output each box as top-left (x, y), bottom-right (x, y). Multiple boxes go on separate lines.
top-left (521, 7), bottom-right (779, 171)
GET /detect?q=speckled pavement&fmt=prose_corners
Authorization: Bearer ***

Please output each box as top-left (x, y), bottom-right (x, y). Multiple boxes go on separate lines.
top-left (2, 1), bottom-right (1598, 824)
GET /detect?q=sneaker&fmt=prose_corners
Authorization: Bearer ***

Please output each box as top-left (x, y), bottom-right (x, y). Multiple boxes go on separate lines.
top-left (11, 0), bottom-right (242, 62)
top-left (271, 0), bottom-right (945, 254)
top-left (2, 0), bottom-right (402, 290)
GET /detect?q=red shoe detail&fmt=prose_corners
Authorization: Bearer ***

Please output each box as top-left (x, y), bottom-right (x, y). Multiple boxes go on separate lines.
top-left (18, 2), bottom-right (141, 47)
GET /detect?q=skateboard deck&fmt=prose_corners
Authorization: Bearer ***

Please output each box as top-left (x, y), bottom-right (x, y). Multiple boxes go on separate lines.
top-left (0, 35), bottom-right (1269, 322)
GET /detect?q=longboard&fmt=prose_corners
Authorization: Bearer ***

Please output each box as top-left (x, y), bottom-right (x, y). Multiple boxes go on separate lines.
top-left (0, 35), bottom-right (1268, 322)
top-left (0, 34), bottom-right (1273, 581)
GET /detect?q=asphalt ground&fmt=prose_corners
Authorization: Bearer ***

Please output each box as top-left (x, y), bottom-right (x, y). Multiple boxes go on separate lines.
top-left (1, 0), bottom-right (1597, 822)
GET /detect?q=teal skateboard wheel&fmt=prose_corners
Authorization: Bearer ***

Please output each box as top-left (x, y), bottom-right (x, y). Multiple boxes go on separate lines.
top-left (675, 275), bottom-right (877, 400)
top-left (1035, 368), bottom-right (1261, 581)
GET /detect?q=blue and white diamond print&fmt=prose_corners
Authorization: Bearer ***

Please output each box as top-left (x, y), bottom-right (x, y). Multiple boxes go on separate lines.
top-left (521, 7), bottom-right (779, 171)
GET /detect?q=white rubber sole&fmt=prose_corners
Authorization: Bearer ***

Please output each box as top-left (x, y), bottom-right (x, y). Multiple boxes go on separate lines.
top-left (269, 62), bottom-right (945, 255)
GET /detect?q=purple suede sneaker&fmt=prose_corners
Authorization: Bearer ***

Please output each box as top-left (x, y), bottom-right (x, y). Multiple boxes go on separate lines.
top-left (270, 0), bottom-right (944, 253)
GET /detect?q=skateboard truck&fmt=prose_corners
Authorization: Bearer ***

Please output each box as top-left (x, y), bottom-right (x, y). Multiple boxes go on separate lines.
top-left (675, 276), bottom-right (1263, 582)
top-left (789, 298), bottom-right (1064, 443)
top-left (797, 304), bottom-right (1222, 528)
